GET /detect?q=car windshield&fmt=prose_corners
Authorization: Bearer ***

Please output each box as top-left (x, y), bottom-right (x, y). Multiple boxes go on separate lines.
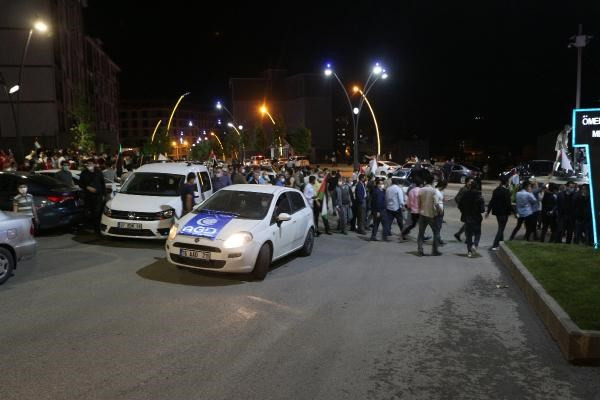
top-left (119, 172), bottom-right (184, 196)
top-left (194, 190), bottom-right (273, 220)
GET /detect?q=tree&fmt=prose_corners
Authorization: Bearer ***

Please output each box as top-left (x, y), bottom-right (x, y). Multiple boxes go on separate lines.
top-left (189, 141), bottom-right (211, 161)
top-left (254, 125), bottom-right (267, 153)
top-left (271, 115), bottom-right (287, 149)
top-left (142, 127), bottom-right (170, 157)
top-left (223, 130), bottom-right (240, 159)
top-left (288, 126), bottom-right (312, 155)
top-left (70, 94), bottom-right (95, 153)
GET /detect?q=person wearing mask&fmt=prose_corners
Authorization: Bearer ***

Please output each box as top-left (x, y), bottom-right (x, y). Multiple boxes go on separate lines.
top-left (232, 166), bottom-right (246, 185)
top-left (555, 181), bottom-right (577, 244)
top-left (180, 172), bottom-right (196, 216)
top-left (540, 183), bottom-right (558, 243)
top-left (55, 160), bottom-right (74, 186)
top-left (13, 184), bottom-right (38, 232)
top-left (401, 178), bottom-right (423, 240)
top-left (573, 184), bottom-right (592, 245)
top-left (434, 180), bottom-right (447, 247)
top-left (103, 162), bottom-right (117, 183)
top-left (334, 177), bottom-right (352, 235)
top-left (416, 174), bottom-right (441, 256)
top-left (212, 167), bottom-right (232, 191)
top-left (459, 180), bottom-right (485, 257)
top-left (453, 178), bottom-right (473, 242)
top-left (384, 177), bottom-right (405, 238)
top-left (258, 171), bottom-right (271, 185)
top-left (530, 180), bottom-right (542, 240)
top-left (276, 174), bottom-right (285, 187)
top-left (79, 159), bottom-right (105, 234)
top-left (355, 174), bottom-right (367, 235)
top-left (485, 177), bottom-right (513, 250)
top-left (509, 182), bottom-right (538, 241)
top-left (369, 179), bottom-right (387, 241)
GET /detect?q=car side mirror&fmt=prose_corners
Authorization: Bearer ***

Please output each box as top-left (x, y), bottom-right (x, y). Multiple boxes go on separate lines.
top-left (276, 213), bottom-right (291, 226)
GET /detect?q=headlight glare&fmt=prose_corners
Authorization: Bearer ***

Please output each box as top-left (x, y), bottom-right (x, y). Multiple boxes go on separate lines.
top-left (168, 224), bottom-right (179, 241)
top-left (223, 232), bottom-right (253, 249)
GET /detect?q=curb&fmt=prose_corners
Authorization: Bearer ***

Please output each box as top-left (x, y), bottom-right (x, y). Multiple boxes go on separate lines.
top-left (497, 243), bottom-right (600, 365)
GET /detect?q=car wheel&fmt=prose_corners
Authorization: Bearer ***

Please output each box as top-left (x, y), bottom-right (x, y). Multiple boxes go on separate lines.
top-left (0, 247), bottom-right (15, 285)
top-left (299, 228), bottom-right (314, 257)
top-left (252, 243), bottom-right (272, 281)
top-left (460, 175), bottom-right (466, 184)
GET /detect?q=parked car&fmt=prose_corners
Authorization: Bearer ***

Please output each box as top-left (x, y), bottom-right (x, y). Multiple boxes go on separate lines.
top-left (165, 184), bottom-right (314, 280)
top-left (35, 169), bottom-right (117, 198)
top-left (101, 162), bottom-right (213, 239)
top-left (375, 161), bottom-right (401, 176)
top-left (500, 160), bottom-right (554, 180)
top-left (0, 211), bottom-right (37, 285)
top-left (448, 164), bottom-right (481, 183)
top-left (0, 172), bottom-right (84, 230)
top-left (247, 155), bottom-right (267, 167)
top-left (289, 155), bottom-right (310, 168)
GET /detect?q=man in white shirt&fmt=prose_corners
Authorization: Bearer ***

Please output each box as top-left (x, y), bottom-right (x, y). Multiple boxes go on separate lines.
top-left (384, 177), bottom-right (405, 236)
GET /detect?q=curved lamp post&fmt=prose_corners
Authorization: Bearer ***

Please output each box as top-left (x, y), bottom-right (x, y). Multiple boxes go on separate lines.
top-left (164, 92), bottom-right (190, 138)
top-left (353, 86), bottom-right (381, 156)
top-left (210, 132), bottom-right (225, 160)
top-left (324, 62), bottom-right (388, 168)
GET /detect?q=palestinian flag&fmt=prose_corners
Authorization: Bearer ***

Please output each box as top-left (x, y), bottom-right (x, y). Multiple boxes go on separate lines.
top-left (317, 174), bottom-right (329, 217)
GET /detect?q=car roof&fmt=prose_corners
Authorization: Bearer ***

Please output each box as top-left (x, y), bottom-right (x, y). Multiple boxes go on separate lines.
top-left (221, 184), bottom-right (295, 195)
top-left (134, 162), bottom-right (208, 174)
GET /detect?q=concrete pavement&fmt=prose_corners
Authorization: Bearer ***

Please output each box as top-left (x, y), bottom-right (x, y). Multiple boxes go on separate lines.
top-left (1, 201), bottom-right (599, 399)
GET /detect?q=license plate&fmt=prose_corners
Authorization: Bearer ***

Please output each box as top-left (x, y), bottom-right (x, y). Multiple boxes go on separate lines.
top-left (118, 222), bottom-right (142, 229)
top-left (179, 248), bottom-right (211, 260)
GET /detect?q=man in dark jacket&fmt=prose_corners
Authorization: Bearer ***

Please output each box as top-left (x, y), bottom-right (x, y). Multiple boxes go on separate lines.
top-left (459, 183), bottom-right (485, 257)
top-left (55, 160), bottom-right (74, 186)
top-left (79, 159), bottom-right (105, 233)
top-left (573, 184), bottom-right (592, 245)
top-left (369, 179), bottom-right (387, 241)
top-left (453, 178), bottom-right (473, 242)
top-left (540, 183), bottom-right (558, 242)
top-left (555, 181), bottom-right (577, 243)
top-left (355, 174), bottom-right (367, 234)
top-left (485, 177), bottom-right (513, 250)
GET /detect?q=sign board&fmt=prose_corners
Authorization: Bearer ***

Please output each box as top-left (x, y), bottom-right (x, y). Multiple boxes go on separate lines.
top-left (572, 108), bottom-right (600, 248)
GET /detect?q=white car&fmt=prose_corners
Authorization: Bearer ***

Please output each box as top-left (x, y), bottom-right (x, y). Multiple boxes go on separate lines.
top-left (375, 161), bottom-right (400, 176)
top-left (101, 162), bottom-right (213, 239)
top-left (165, 184), bottom-right (315, 280)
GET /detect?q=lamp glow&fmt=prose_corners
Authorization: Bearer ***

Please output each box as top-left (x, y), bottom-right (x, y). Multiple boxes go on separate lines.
top-left (353, 107), bottom-right (359, 115)
top-left (373, 63), bottom-right (383, 75)
top-left (33, 21), bottom-right (48, 33)
top-left (8, 85), bottom-right (19, 94)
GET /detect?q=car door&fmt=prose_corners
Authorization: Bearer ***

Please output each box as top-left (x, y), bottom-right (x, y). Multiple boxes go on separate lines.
top-left (269, 192), bottom-right (295, 258)
top-left (450, 165), bottom-right (462, 182)
top-left (288, 191), bottom-right (310, 248)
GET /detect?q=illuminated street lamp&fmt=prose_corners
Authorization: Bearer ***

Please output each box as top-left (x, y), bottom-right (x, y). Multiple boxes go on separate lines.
top-left (164, 92), bottom-right (191, 138)
top-left (324, 61), bottom-right (388, 168)
top-left (259, 104), bottom-right (276, 125)
top-left (12, 19), bottom-right (50, 162)
top-left (227, 122), bottom-right (245, 161)
top-left (211, 132), bottom-right (226, 159)
top-left (353, 86), bottom-right (381, 156)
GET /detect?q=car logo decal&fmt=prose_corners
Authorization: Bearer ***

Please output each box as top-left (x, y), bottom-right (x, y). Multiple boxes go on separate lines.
top-left (128, 212), bottom-right (135, 220)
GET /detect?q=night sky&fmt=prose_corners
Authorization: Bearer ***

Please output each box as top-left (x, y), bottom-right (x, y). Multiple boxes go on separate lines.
top-left (84, 1), bottom-right (600, 153)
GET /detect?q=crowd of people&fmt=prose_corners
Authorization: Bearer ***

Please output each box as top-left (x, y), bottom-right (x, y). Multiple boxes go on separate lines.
top-left (4, 146), bottom-right (595, 253)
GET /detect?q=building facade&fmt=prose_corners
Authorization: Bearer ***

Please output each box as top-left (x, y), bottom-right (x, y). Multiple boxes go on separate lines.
top-left (229, 69), bottom-right (333, 160)
top-left (0, 0), bottom-right (119, 155)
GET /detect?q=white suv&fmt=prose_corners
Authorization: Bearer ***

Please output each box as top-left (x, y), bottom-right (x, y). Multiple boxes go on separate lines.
top-left (101, 162), bottom-right (213, 239)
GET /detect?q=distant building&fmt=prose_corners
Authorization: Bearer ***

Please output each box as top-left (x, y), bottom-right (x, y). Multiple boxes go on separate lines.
top-left (229, 69), bottom-right (333, 159)
top-left (0, 0), bottom-right (120, 153)
top-left (119, 100), bottom-right (219, 151)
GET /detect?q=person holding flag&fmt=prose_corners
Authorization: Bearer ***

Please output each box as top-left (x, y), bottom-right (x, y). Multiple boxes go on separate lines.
top-left (316, 173), bottom-right (332, 235)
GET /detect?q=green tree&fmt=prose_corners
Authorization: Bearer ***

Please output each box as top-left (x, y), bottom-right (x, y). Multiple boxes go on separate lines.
top-left (189, 141), bottom-right (211, 161)
top-left (288, 126), bottom-right (312, 155)
top-left (254, 125), bottom-right (267, 153)
top-left (223, 130), bottom-right (241, 159)
top-left (70, 95), bottom-right (95, 153)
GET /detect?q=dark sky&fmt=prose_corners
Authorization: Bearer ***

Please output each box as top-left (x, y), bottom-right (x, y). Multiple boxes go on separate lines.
top-left (84, 1), bottom-right (600, 150)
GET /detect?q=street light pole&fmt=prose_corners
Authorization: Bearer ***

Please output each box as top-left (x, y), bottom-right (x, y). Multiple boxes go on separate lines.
top-left (164, 92), bottom-right (190, 138)
top-left (354, 87), bottom-right (381, 156)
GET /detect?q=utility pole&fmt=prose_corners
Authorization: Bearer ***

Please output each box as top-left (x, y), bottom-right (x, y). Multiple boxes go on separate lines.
top-left (570, 24), bottom-right (593, 108)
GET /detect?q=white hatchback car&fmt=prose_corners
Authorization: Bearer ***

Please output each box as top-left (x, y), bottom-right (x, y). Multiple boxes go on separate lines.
top-left (375, 161), bottom-right (401, 176)
top-left (165, 184), bottom-right (315, 280)
top-left (101, 162), bottom-right (213, 239)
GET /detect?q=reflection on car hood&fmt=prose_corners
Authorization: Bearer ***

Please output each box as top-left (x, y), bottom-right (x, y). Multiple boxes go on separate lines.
top-left (0, 211), bottom-right (32, 222)
top-left (177, 213), bottom-right (263, 241)
top-left (107, 193), bottom-right (181, 213)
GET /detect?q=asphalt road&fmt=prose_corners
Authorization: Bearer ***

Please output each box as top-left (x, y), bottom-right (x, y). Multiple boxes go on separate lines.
top-left (1, 188), bottom-right (599, 400)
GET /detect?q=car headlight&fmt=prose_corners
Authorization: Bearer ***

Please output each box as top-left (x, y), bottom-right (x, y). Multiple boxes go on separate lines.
top-left (157, 209), bottom-right (175, 219)
top-left (103, 206), bottom-right (112, 217)
top-left (168, 224), bottom-right (179, 241)
top-left (223, 232), bottom-right (253, 249)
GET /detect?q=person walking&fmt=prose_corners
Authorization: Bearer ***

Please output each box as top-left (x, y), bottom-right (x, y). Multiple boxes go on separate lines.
top-left (485, 177), bottom-right (513, 250)
top-left (434, 180), bottom-right (447, 247)
top-left (459, 180), bottom-right (485, 257)
top-left (401, 178), bottom-right (423, 240)
top-left (555, 181), bottom-right (577, 244)
top-left (79, 159), bottom-right (105, 234)
top-left (453, 178), bottom-right (473, 242)
top-left (369, 179), bottom-right (387, 241)
top-left (573, 184), bottom-right (592, 245)
top-left (303, 175), bottom-right (322, 237)
top-left (355, 174), bottom-right (367, 234)
top-left (509, 182), bottom-right (538, 241)
top-left (416, 175), bottom-right (441, 256)
top-left (384, 177), bottom-right (405, 238)
top-left (540, 183), bottom-right (558, 243)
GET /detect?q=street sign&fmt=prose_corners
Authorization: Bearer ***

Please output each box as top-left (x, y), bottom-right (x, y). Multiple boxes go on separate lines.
top-left (572, 108), bottom-right (600, 248)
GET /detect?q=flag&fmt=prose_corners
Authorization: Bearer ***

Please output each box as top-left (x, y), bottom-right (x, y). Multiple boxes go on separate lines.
top-left (561, 151), bottom-right (573, 172)
top-left (317, 174), bottom-right (329, 217)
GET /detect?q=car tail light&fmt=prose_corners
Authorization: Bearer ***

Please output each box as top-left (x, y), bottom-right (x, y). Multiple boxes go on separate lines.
top-left (46, 195), bottom-right (75, 203)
